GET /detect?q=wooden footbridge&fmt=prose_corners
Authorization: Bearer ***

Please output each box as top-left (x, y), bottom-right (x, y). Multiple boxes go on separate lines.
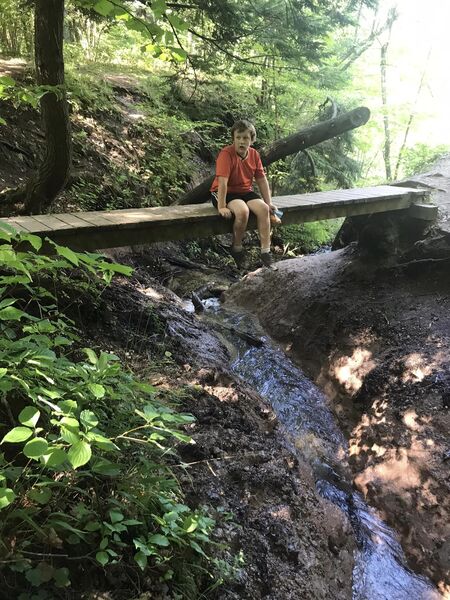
top-left (0, 185), bottom-right (435, 251)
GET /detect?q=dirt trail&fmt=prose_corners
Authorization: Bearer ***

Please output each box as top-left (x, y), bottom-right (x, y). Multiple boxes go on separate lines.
top-left (224, 159), bottom-right (450, 595)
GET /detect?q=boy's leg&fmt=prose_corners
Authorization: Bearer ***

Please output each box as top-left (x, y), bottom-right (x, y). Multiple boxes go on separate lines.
top-left (247, 198), bottom-right (274, 267)
top-left (227, 199), bottom-right (249, 268)
top-left (227, 199), bottom-right (250, 249)
top-left (247, 198), bottom-right (270, 250)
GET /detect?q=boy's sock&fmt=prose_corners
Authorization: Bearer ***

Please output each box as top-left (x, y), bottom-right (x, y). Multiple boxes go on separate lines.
top-left (232, 245), bottom-right (243, 252)
top-left (261, 247), bottom-right (270, 254)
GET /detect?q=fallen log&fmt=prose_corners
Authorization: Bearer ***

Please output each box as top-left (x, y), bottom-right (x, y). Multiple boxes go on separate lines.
top-left (175, 106), bottom-right (370, 205)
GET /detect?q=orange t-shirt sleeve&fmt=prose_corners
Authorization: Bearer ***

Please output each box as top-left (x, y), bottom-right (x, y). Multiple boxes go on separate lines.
top-left (254, 152), bottom-right (265, 179)
top-left (216, 149), bottom-right (232, 178)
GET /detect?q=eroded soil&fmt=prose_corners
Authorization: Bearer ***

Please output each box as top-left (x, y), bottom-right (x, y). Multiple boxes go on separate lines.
top-left (79, 253), bottom-right (356, 599)
top-left (224, 166), bottom-right (450, 595)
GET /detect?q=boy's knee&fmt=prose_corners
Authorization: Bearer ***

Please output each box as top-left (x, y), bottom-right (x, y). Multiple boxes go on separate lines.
top-left (259, 203), bottom-right (270, 217)
top-left (234, 213), bottom-right (249, 227)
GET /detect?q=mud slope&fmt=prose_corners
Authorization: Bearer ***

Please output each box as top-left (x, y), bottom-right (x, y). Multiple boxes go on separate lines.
top-left (224, 162), bottom-right (450, 594)
top-left (90, 259), bottom-right (356, 600)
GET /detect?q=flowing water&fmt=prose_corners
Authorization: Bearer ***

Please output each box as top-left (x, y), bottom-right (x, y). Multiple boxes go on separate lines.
top-left (197, 298), bottom-right (442, 600)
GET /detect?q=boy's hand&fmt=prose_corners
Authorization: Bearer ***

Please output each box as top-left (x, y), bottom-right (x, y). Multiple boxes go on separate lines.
top-left (218, 207), bottom-right (232, 219)
top-left (269, 203), bottom-right (277, 212)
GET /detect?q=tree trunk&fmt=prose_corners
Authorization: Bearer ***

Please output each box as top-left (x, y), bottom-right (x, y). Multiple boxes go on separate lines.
top-left (394, 47), bottom-right (432, 180)
top-left (0, 0), bottom-right (72, 216)
top-left (26, 0), bottom-right (72, 214)
top-left (175, 106), bottom-right (370, 205)
top-left (380, 42), bottom-right (392, 181)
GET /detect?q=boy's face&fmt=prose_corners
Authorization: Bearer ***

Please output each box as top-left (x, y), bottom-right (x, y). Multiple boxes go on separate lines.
top-left (233, 129), bottom-right (253, 158)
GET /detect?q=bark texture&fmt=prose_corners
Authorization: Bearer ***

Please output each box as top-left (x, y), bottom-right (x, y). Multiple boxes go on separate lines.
top-left (175, 106), bottom-right (370, 205)
top-left (0, 0), bottom-right (72, 216)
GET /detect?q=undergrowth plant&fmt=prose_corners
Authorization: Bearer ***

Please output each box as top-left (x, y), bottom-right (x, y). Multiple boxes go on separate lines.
top-left (275, 219), bottom-right (343, 254)
top-left (0, 226), bottom-right (221, 598)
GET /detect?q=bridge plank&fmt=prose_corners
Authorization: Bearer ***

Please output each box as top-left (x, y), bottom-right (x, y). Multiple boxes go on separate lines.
top-left (2, 216), bottom-right (52, 233)
top-left (73, 212), bottom-right (119, 227)
top-left (54, 213), bottom-right (95, 228)
top-left (32, 215), bottom-right (75, 230)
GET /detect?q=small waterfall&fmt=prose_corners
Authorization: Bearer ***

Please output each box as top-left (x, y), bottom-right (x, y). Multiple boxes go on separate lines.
top-left (201, 300), bottom-right (442, 600)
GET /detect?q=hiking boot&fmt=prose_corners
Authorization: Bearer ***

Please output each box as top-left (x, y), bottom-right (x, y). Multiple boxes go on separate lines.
top-left (260, 252), bottom-right (273, 268)
top-left (230, 247), bottom-right (245, 269)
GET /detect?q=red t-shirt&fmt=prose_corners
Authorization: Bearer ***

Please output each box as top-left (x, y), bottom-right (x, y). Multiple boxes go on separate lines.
top-left (210, 145), bottom-right (265, 193)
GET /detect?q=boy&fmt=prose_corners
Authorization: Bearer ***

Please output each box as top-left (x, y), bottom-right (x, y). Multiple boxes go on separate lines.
top-left (210, 119), bottom-right (279, 268)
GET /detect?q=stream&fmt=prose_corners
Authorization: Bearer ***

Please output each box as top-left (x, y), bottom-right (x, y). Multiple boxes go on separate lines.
top-left (192, 298), bottom-right (443, 600)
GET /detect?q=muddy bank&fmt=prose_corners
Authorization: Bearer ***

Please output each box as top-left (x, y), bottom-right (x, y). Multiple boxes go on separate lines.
top-left (84, 252), bottom-right (356, 599)
top-left (224, 240), bottom-right (450, 594)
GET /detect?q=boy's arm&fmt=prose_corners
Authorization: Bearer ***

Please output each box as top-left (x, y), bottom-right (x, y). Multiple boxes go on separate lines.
top-left (255, 175), bottom-right (276, 209)
top-left (217, 176), bottom-right (232, 219)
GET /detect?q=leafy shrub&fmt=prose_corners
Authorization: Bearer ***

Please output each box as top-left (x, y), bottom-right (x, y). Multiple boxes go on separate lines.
top-left (400, 143), bottom-right (450, 177)
top-left (276, 219), bottom-right (343, 254)
top-left (0, 226), bottom-right (220, 597)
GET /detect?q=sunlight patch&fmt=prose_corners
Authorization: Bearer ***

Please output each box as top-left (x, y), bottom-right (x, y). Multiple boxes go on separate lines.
top-left (142, 286), bottom-right (164, 300)
top-left (402, 353), bottom-right (433, 382)
top-left (333, 348), bottom-right (375, 393)
top-left (355, 448), bottom-right (421, 495)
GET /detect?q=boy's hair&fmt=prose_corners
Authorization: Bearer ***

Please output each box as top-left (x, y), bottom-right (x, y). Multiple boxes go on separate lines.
top-left (231, 120), bottom-right (256, 141)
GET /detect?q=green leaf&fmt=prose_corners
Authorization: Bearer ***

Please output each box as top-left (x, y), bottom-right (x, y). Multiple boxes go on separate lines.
top-left (148, 534), bottom-right (169, 547)
top-left (19, 406), bottom-right (40, 428)
top-left (87, 431), bottom-right (118, 451)
top-left (88, 383), bottom-right (105, 398)
top-left (152, 0), bottom-right (167, 17)
top-left (167, 13), bottom-right (189, 31)
top-left (0, 222), bottom-right (15, 236)
top-left (170, 431), bottom-right (192, 443)
top-left (49, 517), bottom-right (87, 541)
top-left (109, 509), bottom-right (124, 524)
top-left (84, 348), bottom-right (98, 364)
top-left (42, 448), bottom-right (67, 467)
top-left (84, 520), bottom-right (101, 532)
top-left (96, 551), bottom-right (109, 566)
top-left (21, 234), bottom-right (42, 251)
top-left (0, 306), bottom-right (27, 321)
top-left (0, 117), bottom-right (6, 126)
top-left (54, 567), bottom-right (70, 588)
top-left (99, 537), bottom-right (108, 550)
top-left (1, 426), bottom-right (33, 444)
top-left (68, 441), bottom-right (92, 469)
top-left (183, 515), bottom-right (198, 533)
top-left (122, 519), bottom-right (142, 526)
top-left (60, 416), bottom-right (79, 431)
top-left (23, 437), bottom-right (49, 459)
top-left (55, 245), bottom-right (79, 265)
top-left (60, 426), bottom-right (80, 445)
top-left (104, 262), bottom-right (133, 276)
top-left (0, 298), bottom-right (16, 309)
top-left (28, 487), bottom-right (52, 505)
top-left (135, 551), bottom-right (147, 570)
top-left (0, 487), bottom-right (16, 509)
top-left (80, 410), bottom-right (98, 430)
top-left (190, 540), bottom-right (207, 556)
top-left (93, 0), bottom-right (114, 16)
top-left (172, 48), bottom-right (188, 63)
top-left (25, 566), bottom-right (45, 587)
top-left (57, 399), bottom-right (77, 414)
top-left (91, 457), bottom-right (121, 476)
top-left (0, 75), bottom-right (16, 87)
